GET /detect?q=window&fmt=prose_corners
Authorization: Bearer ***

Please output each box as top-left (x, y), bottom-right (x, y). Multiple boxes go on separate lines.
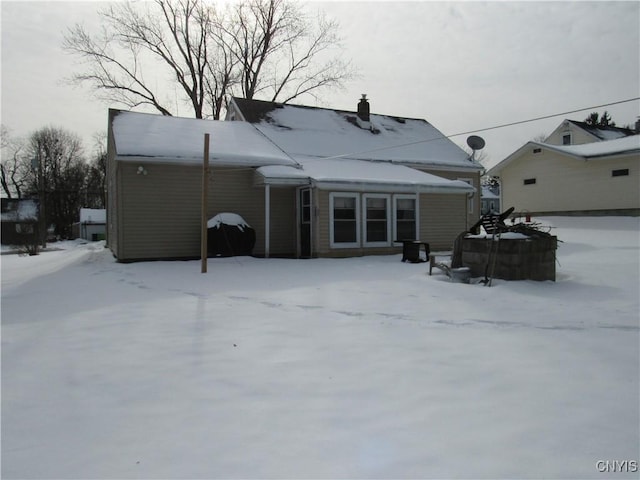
top-left (330, 193), bottom-right (359, 248)
top-left (15, 223), bottom-right (34, 234)
top-left (363, 195), bottom-right (391, 246)
top-left (562, 133), bottom-right (571, 145)
top-left (612, 169), bottom-right (629, 177)
top-left (394, 196), bottom-right (417, 241)
top-left (524, 178), bottom-right (536, 185)
top-left (330, 193), bottom-right (419, 249)
top-left (533, 148), bottom-right (542, 154)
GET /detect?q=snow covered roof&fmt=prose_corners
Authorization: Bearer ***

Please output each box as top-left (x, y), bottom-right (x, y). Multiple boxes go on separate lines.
top-left (567, 120), bottom-right (636, 141)
top-left (80, 208), bottom-right (106, 224)
top-left (110, 110), bottom-right (297, 167)
top-left (481, 186), bottom-right (499, 199)
top-left (230, 98), bottom-right (482, 171)
top-left (489, 135), bottom-right (640, 175)
top-left (546, 135), bottom-right (640, 158)
top-left (257, 156), bottom-right (475, 194)
top-left (1, 199), bottom-right (38, 222)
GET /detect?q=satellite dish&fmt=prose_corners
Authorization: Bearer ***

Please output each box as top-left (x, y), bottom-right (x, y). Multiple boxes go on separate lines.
top-left (467, 135), bottom-right (486, 151)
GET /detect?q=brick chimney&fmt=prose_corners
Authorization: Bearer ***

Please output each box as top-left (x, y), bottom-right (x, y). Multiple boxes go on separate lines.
top-left (357, 94), bottom-right (370, 122)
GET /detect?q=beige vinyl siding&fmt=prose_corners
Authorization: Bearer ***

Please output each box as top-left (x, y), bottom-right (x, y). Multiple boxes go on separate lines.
top-left (106, 115), bottom-right (120, 258)
top-left (268, 187), bottom-right (296, 256)
top-left (420, 194), bottom-right (467, 250)
top-left (117, 163), bottom-right (265, 260)
top-left (417, 168), bottom-right (481, 221)
top-left (545, 125), bottom-right (597, 145)
top-left (501, 150), bottom-right (640, 214)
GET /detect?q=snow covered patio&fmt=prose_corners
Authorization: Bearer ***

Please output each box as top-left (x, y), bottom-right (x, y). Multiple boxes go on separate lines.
top-left (2, 217), bottom-right (638, 478)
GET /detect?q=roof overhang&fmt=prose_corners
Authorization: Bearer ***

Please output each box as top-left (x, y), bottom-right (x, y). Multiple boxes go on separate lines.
top-left (256, 158), bottom-right (476, 195)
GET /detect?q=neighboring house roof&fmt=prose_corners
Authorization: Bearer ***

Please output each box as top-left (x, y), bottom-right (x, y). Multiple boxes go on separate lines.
top-left (1, 199), bottom-right (38, 222)
top-left (481, 186), bottom-right (499, 199)
top-left (110, 109), bottom-right (297, 167)
top-left (229, 97), bottom-right (482, 171)
top-left (80, 208), bottom-right (106, 224)
top-left (257, 156), bottom-right (475, 194)
top-left (489, 135), bottom-right (640, 176)
top-left (565, 120), bottom-right (636, 141)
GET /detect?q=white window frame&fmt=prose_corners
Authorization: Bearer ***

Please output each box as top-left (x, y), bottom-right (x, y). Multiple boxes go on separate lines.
top-left (329, 192), bottom-right (360, 248)
top-left (362, 194), bottom-right (392, 247)
top-left (393, 194), bottom-right (419, 243)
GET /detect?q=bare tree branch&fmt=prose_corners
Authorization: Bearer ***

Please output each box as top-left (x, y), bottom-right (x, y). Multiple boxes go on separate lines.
top-left (63, 0), bottom-right (357, 118)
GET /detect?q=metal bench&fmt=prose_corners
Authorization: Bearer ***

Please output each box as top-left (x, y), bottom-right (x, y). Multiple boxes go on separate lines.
top-left (429, 251), bottom-right (453, 275)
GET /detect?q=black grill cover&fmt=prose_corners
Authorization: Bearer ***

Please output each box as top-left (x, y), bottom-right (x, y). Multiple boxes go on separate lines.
top-left (207, 213), bottom-right (256, 257)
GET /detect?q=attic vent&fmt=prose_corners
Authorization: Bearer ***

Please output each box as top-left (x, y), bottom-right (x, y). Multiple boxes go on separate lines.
top-left (533, 148), bottom-right (542, 154)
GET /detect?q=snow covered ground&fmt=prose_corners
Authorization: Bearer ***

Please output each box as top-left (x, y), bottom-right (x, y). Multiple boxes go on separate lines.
top-left (2, 217), bottom-right (638, 479)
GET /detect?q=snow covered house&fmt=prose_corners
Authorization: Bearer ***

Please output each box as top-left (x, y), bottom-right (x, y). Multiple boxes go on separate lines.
top-left (107, 97), bottom-right (481, 262)
top-left (1, 198), bottom-right (39, 245)
top-left (544, 119), bottom-right (636, 146)
top-left (488, 120), bottom-right (640, 216)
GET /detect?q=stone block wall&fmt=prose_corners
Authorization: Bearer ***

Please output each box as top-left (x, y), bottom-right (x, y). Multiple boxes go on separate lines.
top-left (461, 235), bottom-right (557, 281)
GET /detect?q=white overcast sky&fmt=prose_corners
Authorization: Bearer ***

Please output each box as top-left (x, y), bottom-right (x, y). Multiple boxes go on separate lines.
top-left (1, 1), bottom-right (639, 168)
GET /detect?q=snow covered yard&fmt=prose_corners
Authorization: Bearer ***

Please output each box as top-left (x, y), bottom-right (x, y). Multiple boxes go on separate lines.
top-left (2, 217), bottom-right (638, 479)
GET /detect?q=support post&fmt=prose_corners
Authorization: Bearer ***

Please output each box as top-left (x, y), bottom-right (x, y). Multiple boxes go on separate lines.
top-left (264, 184), bottom-right (270, 258)
top-left (201, 133), bottom-right (210, 273)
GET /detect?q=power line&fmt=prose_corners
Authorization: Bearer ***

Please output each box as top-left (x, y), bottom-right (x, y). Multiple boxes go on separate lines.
top-left (325, 97), bottom-right (640, 160)
top-left (448, 97), bottom-right (640, 138)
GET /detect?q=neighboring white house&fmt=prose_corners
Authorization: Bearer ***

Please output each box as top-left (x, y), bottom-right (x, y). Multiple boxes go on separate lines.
top-left (488, 122), bottom-right (640, 216)
top-left (544, 119), bottom-right (636, 146)
top-left (480, 186), bottom-right (500, 215)
top-left (72, 208), bottom-right (106, 241)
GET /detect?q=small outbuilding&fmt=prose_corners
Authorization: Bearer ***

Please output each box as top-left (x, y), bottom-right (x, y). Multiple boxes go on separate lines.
top-left (72, 208), bottom-right (106, 241)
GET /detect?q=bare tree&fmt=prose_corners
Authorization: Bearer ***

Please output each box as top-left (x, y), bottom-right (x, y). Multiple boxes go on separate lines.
top-left (84, 133), bottom-right (108, 209)
top-left (64, 0), bottom-right (212, 118)
top-left (1, 125), bottom-right (28, 199)
top-left (26, 127), bottom-right (87, 238)
top-left (63, 0), bottom-right (356, 119)
top-left (228, 0), bottom-right (355, 103)
top-left (532, 133), bottom-right (548, 143)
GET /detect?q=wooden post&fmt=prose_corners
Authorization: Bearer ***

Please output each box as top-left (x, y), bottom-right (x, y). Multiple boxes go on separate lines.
top-left (201, 133), bottom-right (210, 273)
top-left (264, 184), bottom-right (270, 258)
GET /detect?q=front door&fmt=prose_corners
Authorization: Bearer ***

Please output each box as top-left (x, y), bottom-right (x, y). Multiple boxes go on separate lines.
top-left (299, 188), bottom-right (312, 258)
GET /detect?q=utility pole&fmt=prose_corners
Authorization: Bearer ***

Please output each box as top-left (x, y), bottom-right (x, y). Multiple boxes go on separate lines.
top-left (33, 149), bottom-right (46, 249)
top-left (201, 133), bottom-right (210, 273)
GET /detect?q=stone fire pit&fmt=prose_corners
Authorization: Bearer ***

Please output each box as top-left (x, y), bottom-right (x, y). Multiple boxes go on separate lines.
top-left (461, 231), bottom-right (558, 281)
